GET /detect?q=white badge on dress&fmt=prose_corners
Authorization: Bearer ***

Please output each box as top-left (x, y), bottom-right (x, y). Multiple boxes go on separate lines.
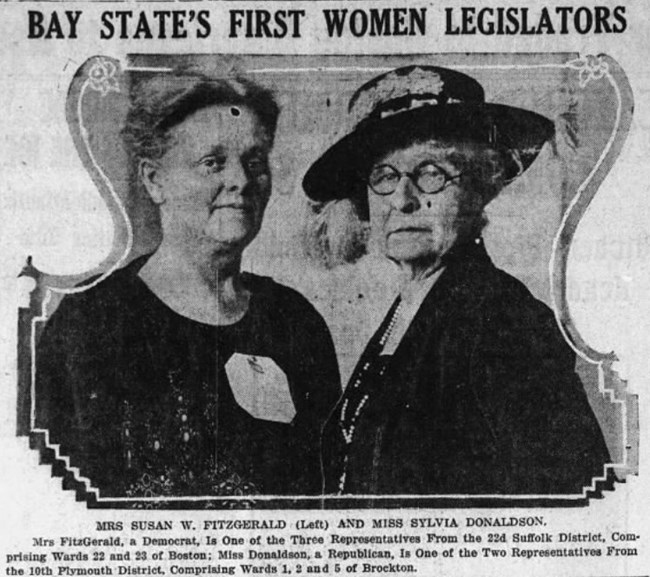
top-left (225, 353), bottom-right (296, 424)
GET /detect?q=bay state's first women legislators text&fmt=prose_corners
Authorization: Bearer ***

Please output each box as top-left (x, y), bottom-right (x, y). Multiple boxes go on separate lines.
top-left (26, 5), bottom-right (627, 41)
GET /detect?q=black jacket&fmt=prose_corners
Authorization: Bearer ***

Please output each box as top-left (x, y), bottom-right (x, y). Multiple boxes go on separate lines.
top-left (322, 241), bottom-right (611, 495)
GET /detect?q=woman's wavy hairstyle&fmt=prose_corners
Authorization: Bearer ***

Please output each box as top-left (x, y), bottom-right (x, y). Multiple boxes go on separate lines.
top-left (121, 70), bottom-right (280, 163)
top-left (303, 138), bottom-right (508, 268)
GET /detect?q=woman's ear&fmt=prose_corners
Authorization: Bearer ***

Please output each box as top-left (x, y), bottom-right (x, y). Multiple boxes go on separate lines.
top-left (139, 158), bottom-right (165, 205)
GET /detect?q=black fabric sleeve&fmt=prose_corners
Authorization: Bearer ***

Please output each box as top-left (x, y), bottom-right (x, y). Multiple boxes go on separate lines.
top-left (471, 295), bottom-right (611, 494)
top-left (35, 295), bottom-right (88, 467)
top-left (34, 289), bottom-right (124, 490)
top-left (264, 281), bottom-right (342, 494)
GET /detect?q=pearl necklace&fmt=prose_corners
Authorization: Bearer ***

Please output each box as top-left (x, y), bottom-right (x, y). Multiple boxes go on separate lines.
top-left (337, 298), bottom-right (403, 493)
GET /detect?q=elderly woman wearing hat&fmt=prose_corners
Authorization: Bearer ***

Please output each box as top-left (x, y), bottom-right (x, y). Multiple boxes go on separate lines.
top-left (35, 70), bottom-right (340, 499)
top-left (304, 66), bottom-right (611, 496)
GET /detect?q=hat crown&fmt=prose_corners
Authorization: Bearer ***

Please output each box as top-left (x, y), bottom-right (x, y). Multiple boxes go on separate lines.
top-left (349, 65), bottom-right (485, 127)
top-left (302, 64), bottom-right (554, 203)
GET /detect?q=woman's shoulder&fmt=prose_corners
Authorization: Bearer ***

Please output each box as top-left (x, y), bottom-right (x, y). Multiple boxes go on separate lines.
top-left (449, 242), bottom-right (557, 330)
top-left (243, 273), bottom-right (331, 331)
top-left (47, 257), bottom-right (150, 324)
top-left (486, 267), bottom-right (556, 325)
top-left (245, 273), bottom-right (319, 309)
top-left (474, 263), bottom-right (572, 360)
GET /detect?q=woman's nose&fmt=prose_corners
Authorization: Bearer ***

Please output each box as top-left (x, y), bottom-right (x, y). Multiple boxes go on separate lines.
top-left (390, 175), bottom-right (420, 213)
top-left (222, 160), bottom-right (249, 193)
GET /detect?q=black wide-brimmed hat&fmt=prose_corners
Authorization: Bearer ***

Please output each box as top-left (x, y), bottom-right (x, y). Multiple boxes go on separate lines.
top-left (303, 65), bottom-right (555, 203)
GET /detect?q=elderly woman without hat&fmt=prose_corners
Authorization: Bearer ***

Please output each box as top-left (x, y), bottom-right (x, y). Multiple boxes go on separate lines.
top-left (304, 65), bottom-right (611, 496)
top-left (35, 70), bottom-right (340, 499)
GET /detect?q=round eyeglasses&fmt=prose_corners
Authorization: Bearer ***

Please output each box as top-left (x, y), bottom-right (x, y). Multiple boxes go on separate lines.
top-left (367, 162), bottom-right (462, 196)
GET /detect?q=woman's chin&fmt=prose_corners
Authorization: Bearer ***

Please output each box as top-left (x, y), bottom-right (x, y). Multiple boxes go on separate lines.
top-left (202, 207), bottom-right (259, 238)
top-left (201, 222), bottom-right (257, 249)
top-left (384, 239), bottom-right (439, 265)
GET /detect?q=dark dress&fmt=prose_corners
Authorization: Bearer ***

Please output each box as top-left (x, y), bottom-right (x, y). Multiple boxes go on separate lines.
top-left (322, 240), bottom-right (611, 495)
top-left (35, 257), bottom-right (340, 498)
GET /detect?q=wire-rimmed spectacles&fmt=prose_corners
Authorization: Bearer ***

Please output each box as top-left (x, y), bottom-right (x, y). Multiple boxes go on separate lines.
top-left (367, 162), bottom-right (462, 196)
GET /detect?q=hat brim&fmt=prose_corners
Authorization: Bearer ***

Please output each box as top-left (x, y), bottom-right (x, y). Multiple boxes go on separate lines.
top-left (303, 103), bottom-right (554, 203)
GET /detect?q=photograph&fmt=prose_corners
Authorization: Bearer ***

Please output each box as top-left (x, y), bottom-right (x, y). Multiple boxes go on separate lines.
top-left (20, 53), bottom-right (634, 508)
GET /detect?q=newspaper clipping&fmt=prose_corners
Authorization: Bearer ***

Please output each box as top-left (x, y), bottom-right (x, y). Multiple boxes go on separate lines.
top-left (0, 1), bottom-right (648, 576)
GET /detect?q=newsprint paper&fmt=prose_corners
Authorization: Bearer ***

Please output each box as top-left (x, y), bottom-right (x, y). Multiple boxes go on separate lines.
top-left (0, 0), bottom-right (649, 576)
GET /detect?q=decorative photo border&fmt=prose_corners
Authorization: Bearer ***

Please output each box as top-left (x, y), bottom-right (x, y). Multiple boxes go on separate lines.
top-left (19, 52), bottom-right (638, 509)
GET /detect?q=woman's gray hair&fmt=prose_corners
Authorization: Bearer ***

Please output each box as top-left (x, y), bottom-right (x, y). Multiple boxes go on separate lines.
top-left (303, 139), bottom-right (508, 268)
top-left (303, 198), bottom-right (370, 269)
top-left (121, 70), bottom-right (280, 163)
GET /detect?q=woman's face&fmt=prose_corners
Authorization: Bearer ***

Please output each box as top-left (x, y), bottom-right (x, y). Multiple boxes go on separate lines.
top-left (145, 104), bottom-right (272, 256)
top-left (367, 141), bottom-right (484, 267)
